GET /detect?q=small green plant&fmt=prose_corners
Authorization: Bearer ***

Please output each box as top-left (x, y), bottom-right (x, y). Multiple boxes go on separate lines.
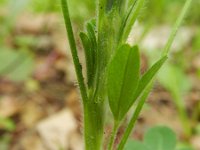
top-left (61, 0), bottom-right (193, 150)
top-left (125, 126), bottom-right (177, 150)
top-left (125, 126), bottom-right (195, 150)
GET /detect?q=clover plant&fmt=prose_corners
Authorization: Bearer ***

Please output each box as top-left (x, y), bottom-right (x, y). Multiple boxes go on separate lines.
top-left (125, 126), bottom-right (195, 150)
top-left (125, 126), bottom-right (177, 150)
top-left (61, 0), bottom-right (193, 149)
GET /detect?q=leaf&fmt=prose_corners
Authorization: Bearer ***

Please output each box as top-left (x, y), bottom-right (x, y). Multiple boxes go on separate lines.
top-left (80, 19), bottom-right (97, 88)
top-left (122, 0), bottom-right (145, 41)
top-left (86, 20), bottom-right (97, 52)
top-left (116, 81), bottom-right (154, 150)
top-left (107, 44), bottom-right (140, 121)
top-left (144, 126), bottom-right (177, 150)
top-left (80, 32), bottom-right (94, 87)
top-left (124, 126), bottom-right (177, 150)
top-left (125, 140), bottom-right (150, 150)
top-left (134, 56), bottom-right (168, 100)
top-left (106, 0), bottom-right (114, 12)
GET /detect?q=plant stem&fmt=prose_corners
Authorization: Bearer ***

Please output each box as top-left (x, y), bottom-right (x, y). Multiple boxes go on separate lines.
top-left (108, 121), bottom-right (119, 150)
top-left (61, 1), bottom-right (104, 149)
top-left (84, 101), bottom-right (104, 150)
top-left (61, 0), bottom-right (88, 105)
top-left (117, 83), bottom-right (153, 150)
top-left (62, 1), bottom-right (106, 150)
top-left (160, 0), bottom-right (193, 138)
top-left (172, 92), bottom-right (192, 139)
top-left (162, 0), bottom-right (193, 56)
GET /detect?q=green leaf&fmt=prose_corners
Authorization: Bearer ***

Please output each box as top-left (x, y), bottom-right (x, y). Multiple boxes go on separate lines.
top-left (124, 126), bottom-right (177, 150)
top-left (80, 19), bottom-right (97, 88)
top-left (80, 32), bottom-right (94, 87)
top-left (134, 56), bottom-right (168, 100)
top-left (86, 20), bottom-right (97, 52)
top-left (125, 140), bottom-right (150, 150)
top-left (144, 126), bottom-right (177, 150)
top-left (106, 0), bottom-right (115, 11)
top-left (108, 0), bottom-right (128, 14)
top-left (122, 0), bottom-right (145, 41)
top-left (117, 82), bottom-right (153, 150)
top-left (107, 44), bottom-right (140, 121)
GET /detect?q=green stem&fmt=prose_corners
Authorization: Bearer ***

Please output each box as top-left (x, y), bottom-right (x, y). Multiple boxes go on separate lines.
top-left (61, 0), bottom-right (88, 105)
top-left (160, 0), bottom-right (193, 138)
top-left (162, 0), bottom-right (193, 56)
top-left (84, 101), bottom-right (104, 150)
top-left (61, 1), bottom-right (105, 149)
top-left (108, 121), bottom-right (119, 150)
top-left (117, 83), bottom-right (153, 150)
top-left (173, 92), bottom-right (192, 139)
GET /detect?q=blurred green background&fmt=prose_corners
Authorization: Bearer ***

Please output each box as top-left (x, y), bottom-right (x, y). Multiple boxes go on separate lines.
top-left (0, 0), bottom-right (199, 150)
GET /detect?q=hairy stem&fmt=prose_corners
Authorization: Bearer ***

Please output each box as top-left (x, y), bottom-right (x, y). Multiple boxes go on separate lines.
top-left (84, 101), bottom-right (104, 150)
top-left (61, 1), bottom-right (104, 149)
top-left (61, 0), bottom-right (88, 105)
top-left (108, 121), bottom-right (119, 150)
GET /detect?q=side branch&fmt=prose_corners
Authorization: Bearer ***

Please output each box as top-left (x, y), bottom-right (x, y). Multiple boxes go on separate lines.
top-left (61, 0), bottom-right (88, 104)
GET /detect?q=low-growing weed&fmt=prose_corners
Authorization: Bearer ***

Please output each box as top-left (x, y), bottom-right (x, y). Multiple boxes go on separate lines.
top-left (61, 0), bottom-right (193, 149)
